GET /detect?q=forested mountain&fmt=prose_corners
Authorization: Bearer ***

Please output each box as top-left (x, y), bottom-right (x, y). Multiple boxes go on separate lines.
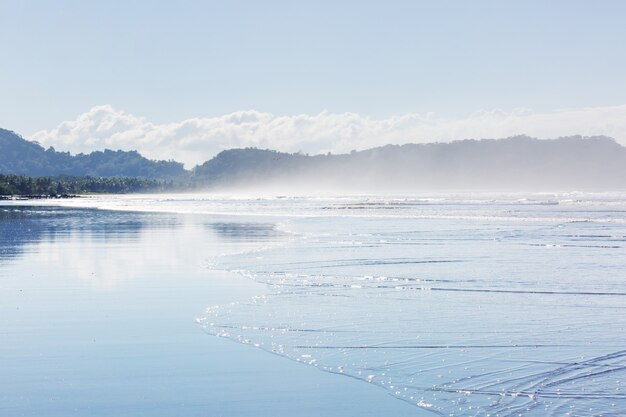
top-left (0, 128), bottom-right (185, 178)
top-left (192, 136), bottom-right (626, 191)
top-left (3, 127), bottom-right (626, 192)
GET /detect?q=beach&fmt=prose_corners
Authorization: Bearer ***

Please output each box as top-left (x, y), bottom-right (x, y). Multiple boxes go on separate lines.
top-left (2, 194), bottom-right (626, 416)
top-left (0, 205), bottom-right (418, 417)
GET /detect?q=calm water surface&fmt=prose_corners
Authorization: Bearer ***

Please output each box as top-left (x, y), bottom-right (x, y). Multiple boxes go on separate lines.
top-left (2, 193), bottom-right (626, 416)
top-left (0, 204), bottom-right (418, 417)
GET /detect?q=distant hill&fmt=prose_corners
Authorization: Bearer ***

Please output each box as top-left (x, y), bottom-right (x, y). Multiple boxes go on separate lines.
top-left (4, 128), bottom-right (626, 191)
top-left (193, 136), bottom-right (626, 191)
top-left (0, 128), bottom-right (186, 179)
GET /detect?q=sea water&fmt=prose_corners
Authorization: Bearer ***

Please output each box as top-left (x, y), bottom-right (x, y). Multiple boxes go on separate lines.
top-left (0, 204), bottom-right (422, 417)
top-left (12, 193), bottom-right (626, 416)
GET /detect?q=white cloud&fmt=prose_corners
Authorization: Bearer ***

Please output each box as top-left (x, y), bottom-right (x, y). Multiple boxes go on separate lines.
top-left (31, 104), bottom-right (626, 168)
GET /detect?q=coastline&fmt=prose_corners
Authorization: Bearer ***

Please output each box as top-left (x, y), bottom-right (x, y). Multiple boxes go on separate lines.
top-left (5, 192), bottom-right (626, 415)
top-left (0, 203), bottom-right (420, 417)
top-left (0, 194), bottom-right (78, 200)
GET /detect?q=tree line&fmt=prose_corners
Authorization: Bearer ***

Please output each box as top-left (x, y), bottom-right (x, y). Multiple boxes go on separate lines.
top-left (0, 174), bottom-right (176, 197)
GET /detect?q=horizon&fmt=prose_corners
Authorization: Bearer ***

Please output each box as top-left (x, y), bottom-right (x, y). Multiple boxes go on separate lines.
top-left (2, 1), bottom-right (626, 166)
top-left (25, 104), bottom-right (626, 167)
top-left (4, 126), bottom-right (621, 168)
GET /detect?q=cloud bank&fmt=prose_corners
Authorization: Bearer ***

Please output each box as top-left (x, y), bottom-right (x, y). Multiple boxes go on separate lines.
top-left (31, 104), bottom-right (626, 167)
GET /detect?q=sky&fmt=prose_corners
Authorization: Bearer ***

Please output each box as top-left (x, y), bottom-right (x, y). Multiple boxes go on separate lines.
top-left (2, 0), bottom-right (626, 166)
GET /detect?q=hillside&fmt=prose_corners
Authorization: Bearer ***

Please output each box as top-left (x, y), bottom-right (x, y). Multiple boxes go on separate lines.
top-left (4, 128), bottom-right (626, 191)
top-left (193, 136), bottom-right (626, 191)
top-left (0, 128), bottom-right (186, 179)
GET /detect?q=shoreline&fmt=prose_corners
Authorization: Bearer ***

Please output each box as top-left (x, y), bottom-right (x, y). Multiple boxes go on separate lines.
top-left (5, 194), bottom-right (626, 416)
top-left (0, 194), bottom-right (79, 200)
top-left (0, 203), bottom-right (421, 417)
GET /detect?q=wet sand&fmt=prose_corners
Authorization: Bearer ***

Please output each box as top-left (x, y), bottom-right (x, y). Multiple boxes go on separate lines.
top-left (0, 205), bottom-right (419, 417)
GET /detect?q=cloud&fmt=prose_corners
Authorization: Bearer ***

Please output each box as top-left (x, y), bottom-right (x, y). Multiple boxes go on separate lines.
top-left (31, 104), bottom-right (626, 168)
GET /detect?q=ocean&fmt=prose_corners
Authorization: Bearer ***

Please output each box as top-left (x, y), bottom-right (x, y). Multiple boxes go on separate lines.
top-left (2, 192), bottom-right (625, 416)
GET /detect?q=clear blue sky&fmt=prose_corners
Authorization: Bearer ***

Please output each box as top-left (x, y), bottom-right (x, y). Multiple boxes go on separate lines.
top-left (1, 0), bottom-right (626, 135)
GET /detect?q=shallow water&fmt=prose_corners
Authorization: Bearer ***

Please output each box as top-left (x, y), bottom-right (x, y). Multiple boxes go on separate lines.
top-left (194, 194), bottom-right (625, 417)
top-left (0, 205), bottom-right (419, 417)
top-left (4, 193), bottom-right (626, 416)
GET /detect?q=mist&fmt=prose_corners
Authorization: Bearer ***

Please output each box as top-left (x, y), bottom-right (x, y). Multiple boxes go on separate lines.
top-left (191, 135), bottom-right (626, 194)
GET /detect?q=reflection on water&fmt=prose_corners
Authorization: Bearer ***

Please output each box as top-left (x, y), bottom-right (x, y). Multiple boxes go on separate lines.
top-left (0, 206), bottom-right (292, 289)
top-left (209, 222), bottom-right (290, 241)
top-left (0, 207), bottom-right (47, 261)
top-left (0, 206), bottom-right (148, 251)
top-left (3, 205), bottom-right (346, 417)
top-left (5, 197), bottom-right (626, 417)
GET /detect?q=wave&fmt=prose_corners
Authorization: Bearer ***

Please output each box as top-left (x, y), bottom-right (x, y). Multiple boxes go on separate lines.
top-left (198, 210), bottom-right (626, 416)
top-left (6, 192), bottom-right (626, 228)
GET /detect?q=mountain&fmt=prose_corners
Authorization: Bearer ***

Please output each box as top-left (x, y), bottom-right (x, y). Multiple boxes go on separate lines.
top-left (4, 127), bottom-right (626, 191)
top-left (193, 136), bottom-right (626, 191)
top-left (0, 128), bottom-right (186, 178)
